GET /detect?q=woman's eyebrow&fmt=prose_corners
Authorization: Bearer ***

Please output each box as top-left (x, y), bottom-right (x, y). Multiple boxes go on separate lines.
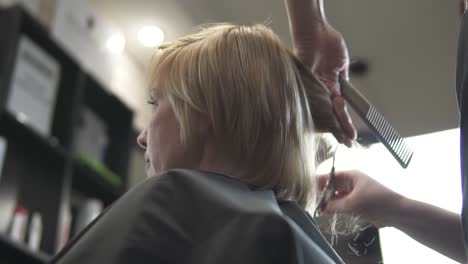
top-left (150, 84), bottom-right (163, 98)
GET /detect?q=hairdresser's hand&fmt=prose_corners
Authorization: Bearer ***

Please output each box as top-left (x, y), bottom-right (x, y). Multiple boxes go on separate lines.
top-left (295, 23), bottom-right (357, 147)
top-left (317, 170), bottom-right (403, 228)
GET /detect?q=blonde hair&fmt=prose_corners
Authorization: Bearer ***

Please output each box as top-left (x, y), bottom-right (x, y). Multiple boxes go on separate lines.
top-left (149, 24), bottom-right (332, 208)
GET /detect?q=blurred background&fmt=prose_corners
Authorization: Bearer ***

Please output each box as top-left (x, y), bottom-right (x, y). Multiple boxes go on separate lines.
top-left (0, 0), bottom-right (462, 263)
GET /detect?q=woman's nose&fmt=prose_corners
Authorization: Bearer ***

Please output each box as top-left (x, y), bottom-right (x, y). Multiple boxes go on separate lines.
top-left (137, 128), bottom-right (148, 149)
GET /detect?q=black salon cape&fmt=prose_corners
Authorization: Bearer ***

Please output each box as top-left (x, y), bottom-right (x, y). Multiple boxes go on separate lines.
top-left (50, 170), bottom-right (343, 264)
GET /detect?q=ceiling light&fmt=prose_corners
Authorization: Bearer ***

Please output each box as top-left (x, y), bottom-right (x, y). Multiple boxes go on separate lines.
top-left (138, 25), bottom-right (164, 47)
top-left (106, 32), bottom-right (126, 54)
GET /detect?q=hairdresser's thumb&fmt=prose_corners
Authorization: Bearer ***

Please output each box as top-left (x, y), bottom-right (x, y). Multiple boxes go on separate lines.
top-left (324, 195), bottom-right (353, 214)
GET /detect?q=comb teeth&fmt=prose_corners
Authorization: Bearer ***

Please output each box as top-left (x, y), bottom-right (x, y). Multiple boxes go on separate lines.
top-left (366, 106), bottom-right (413, 168)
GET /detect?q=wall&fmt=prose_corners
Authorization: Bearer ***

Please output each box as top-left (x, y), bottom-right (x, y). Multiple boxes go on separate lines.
top-left (326, 0), bottom-right (460, 137)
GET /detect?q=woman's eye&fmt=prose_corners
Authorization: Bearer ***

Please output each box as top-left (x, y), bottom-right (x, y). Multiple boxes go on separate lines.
top-left (147, 99), bottom-right (159, 110)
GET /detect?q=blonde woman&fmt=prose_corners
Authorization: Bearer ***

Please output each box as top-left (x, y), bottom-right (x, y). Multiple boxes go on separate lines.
top-left (51, 23), bottom-right (349, 263)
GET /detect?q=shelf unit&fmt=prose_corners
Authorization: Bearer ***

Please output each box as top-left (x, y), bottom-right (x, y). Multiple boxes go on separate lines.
top-left (71, 73), bottom-right (133, 206)
top-left (0, 5), bottom-right (134, 262)
top-left (0, 233), bottom-right (50, 264)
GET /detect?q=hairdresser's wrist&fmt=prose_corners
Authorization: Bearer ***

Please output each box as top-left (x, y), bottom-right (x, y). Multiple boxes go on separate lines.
top-left (378, 195), bottom-right (419, 229)
top-left (368, 192), bottom-right (407, 229)
top-left (285, 0), bottom-right (328, 64)
top-left (285, 0), bottom-right (327, 30)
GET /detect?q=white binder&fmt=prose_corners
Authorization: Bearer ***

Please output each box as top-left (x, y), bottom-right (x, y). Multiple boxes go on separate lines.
top-left (7, 35), bottom-right (61, 136)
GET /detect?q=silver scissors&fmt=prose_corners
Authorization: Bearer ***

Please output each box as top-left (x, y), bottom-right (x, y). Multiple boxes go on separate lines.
top-left (314, 147), bottom-right (337, 218)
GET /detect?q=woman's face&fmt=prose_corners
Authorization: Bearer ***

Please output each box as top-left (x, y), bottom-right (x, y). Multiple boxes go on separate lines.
top-left (137, 94), bottom-right (205, 177)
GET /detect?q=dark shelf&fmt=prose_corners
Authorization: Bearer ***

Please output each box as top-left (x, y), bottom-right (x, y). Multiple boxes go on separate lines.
top-left (0, 5), bottom-right (134, 262)
top-left (79, 74), bottom-right (133, 181)
top-left (72, 158), bottom-right (124, 206)
top-left (0, 118), bottom-right (68, 255)
top-left (0, 233), bottom-right (51, 264)
top-left (0, 111), bottom-right (68, 161)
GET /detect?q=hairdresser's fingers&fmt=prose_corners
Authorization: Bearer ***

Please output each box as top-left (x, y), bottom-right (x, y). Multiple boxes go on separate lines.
top-left (317, 174), bottom-right (329, 190)
top-left (307, 84), bottom-right (348, 145)
top-left (319, 171), bottom-right (362, 213)
top-left (316, 173), bottom-right (352, 192)
top-left (333, 96), bottom-right (357, 147)
top-left (311, 26), bottom-right (356, 146)
top-left (323, 193), bottom-right (356, 214)
top-left (324, 115), bottom-right (347, 146)
top-left (337, 69), bottom-right (357, 144)
top-left (294, 22), bottom-right (356, 145)
top-left (317, 171), bottom-right (357, 196)
top-left (331, 170), bottom-right (356, 192)
top-left (315, 73), bottom-right (356, 146)
top-left (326, 170), bottom-right (403, 228)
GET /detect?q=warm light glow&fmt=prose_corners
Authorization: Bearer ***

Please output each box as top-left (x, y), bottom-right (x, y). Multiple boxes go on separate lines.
top-left (16, 112), bottom-right (28, 124)
top-left (137, 25), bottom-right (164, 47)
top-left (106, 32), bottom-right (126, 54)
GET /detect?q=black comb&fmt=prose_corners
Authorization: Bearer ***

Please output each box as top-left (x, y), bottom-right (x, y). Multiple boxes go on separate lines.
top-left (339, 77), bottom-right (413, 168)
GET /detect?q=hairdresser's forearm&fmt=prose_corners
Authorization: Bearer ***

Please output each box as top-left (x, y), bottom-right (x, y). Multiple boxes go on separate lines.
top-left (386, 197), bottom-right (466, 263)
top-left (284, 0), bottom-right (326, 64)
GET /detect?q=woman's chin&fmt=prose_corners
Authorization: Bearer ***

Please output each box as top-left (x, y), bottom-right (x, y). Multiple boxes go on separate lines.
top-left (146, 166), bottom-right (163, 178)
top-left (145, 164), bottom-right (155, 178)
